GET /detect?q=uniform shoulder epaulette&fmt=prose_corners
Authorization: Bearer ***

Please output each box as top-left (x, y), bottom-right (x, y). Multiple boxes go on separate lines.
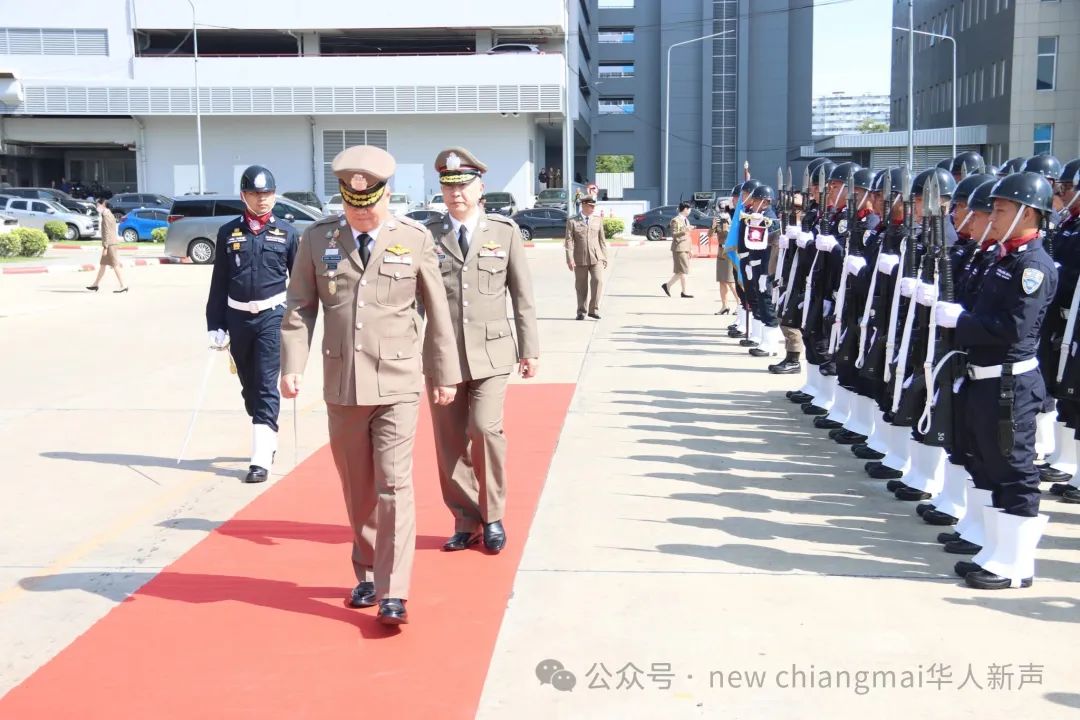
top-left (394, 215), bottom-right (429, 233)
top-left (485, 213), bottom-right (514, 225)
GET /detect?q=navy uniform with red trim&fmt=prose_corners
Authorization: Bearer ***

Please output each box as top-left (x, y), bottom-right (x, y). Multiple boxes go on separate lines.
top-left (205, 165), bottom-right (299, 482)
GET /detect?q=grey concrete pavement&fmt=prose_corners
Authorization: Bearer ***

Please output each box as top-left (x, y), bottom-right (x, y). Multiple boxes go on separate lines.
top-left (477, 244), bottom-right (1080, 719)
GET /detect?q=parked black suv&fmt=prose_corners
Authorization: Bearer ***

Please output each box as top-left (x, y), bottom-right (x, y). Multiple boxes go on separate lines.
top-left (4, 188), bottom-right (96, 216)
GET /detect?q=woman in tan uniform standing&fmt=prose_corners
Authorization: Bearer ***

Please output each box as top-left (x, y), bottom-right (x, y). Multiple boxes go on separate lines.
top-left (86, 198), bottom-right (128, 293)
top-left (661, 201), bottom-right (693, 298)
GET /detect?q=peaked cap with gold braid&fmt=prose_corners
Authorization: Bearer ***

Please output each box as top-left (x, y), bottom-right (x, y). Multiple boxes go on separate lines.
top-left (332, 145), bottom-right (396, 209)
top-left (435, 146), bottom-right (488, 186)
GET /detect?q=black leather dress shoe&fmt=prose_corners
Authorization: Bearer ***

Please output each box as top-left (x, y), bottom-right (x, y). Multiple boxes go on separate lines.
top-left (442, 531), bottom-right (481, 552)
top-left (483, 521), bottom-right (506, 553)
top-left (348, 581), bottom-right (376, 608)
top-left (885, 480), bottom-right (907, 492)
top-left (1049, 482), bottom-right (1071, 496)
top-left (866, 463), bottom-right (904, 480)
top-left (944, 538), bottom-right (982, 555)
top-left (813, 416), bottom-right (842, 430)
top-left (965, 570), bottom-right (1032, 590)
top-left (834, 431), bottom-right (867, 445)
top-left (923, 509), bottom-right (958, 526)
top-left (788, 391), bottom-right (812, 404)
top-left (749, 347), bottom-right (776, 357)
top-left (244, 465), bottom-right (268, 483)
top-left (680, 293), bottom-right (694, 298)
top-left (661, 283), bottom-right (671, 297)
top-left (895, 486), bottom-right (932, 501)
top-left (576, 312), bottom-right (585, 320)
top-left (916, 502), bottom-right (934, 516)
top-left (852, 444), bottom-right (886, 460)
top-left (1039, 465), bottom-right (1072, 483)
top-left (588, 312), bottom-right (601, 320)
top-left (739, 338), bottom-right (759, 347)
top-left (1062, 487), bottom-right (1080, 504)
top-left (377, 598), bottom-right (408, 625)
top-left (802, 403), bottom-right (828, 416)
top-left (954, 560), bottom-right (982, 578)
top-left (769, 359), bottom-right (802, 374)
top-left (937, 531), bottom-right (961, 544)
top-left (728, 327), bottom-right (746, 338)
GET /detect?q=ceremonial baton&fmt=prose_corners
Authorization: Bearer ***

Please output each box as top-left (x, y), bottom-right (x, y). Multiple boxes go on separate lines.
top-left (177, 347), bottom-right (219, 464)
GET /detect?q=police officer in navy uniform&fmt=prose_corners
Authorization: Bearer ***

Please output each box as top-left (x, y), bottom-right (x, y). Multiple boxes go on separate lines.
top-left (933, 171), bottom-right (1058, 590)
top-left (206, 165), bottom-right (300, 483)
top-left (742, 184), bottom-right (784, 359)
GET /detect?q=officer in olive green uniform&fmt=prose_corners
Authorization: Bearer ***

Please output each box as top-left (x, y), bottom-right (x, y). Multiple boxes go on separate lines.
top-left (423, 147), bottom-right (541, 555)
top-left (564, 194), bottom-right (608, 320)
top-left (280, 145), bottom-right (461, 626)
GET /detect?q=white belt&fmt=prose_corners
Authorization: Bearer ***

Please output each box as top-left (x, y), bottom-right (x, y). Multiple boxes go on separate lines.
top-left (228, 291), bottom-right (286, 314)
top-left (966, 357), bottom-right (1039, 380)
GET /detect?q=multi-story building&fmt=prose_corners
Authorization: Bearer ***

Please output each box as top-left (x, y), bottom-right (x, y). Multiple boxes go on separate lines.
top-left (812, 92), bottom-right (891, 137)
top-left (0, 0), bottom-right (596, 206)
top-left (889, 0), bottom-right (1079, 165)
top-left (593, 0), bottom-right (813, 206)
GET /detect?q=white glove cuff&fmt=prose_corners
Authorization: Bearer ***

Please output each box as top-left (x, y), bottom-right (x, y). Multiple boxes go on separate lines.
top-left (797, 231), bottom-right (814, 248)
top-left (786, 226), bottom-right (800, 240)
top-left (778, 235), bottom-right (790, 250)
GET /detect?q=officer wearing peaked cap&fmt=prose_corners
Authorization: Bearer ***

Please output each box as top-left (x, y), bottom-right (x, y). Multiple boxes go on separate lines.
top-left (280, 144), bottom-right (462, 625)
top-left (205, 165), bottom-right (299, 484)
top-left (565, 193), bottom-right (608, 320)
top-left (423, 146), bottom-right (540, 556)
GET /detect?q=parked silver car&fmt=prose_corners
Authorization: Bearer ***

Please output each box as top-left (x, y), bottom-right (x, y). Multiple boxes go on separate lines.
top-left (164, 195), bottom-right (322, 264)
top-left (1, 197), bottom-right (98, 239)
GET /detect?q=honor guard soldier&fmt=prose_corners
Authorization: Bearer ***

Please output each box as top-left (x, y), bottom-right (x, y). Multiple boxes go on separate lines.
top-left (280, 145), bottom-right (462, 625)
top-left (933, 171), bottom-right (1058, 590)
top-left (424, 147), bottom-right (540, 554)
top-left (205, 165), bottom-right (299, 483)
top-left (742, 184), bottom-right (783, 359)
top-left (565, 193), bottom-right (608, 320)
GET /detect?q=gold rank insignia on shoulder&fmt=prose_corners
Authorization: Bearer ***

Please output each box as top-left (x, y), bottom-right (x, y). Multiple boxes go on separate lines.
top-left (231, 228), bottom-right (244, 237)
top-left (387, 244), bottom-right (411, 256)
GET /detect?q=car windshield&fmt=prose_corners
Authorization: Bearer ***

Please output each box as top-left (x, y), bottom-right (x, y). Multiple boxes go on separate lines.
top-left (390, 194), bottom-right (409, 203)
top-left (328, 194), bottom-right (342, 204)
top-left (485, 193), bottom-right (512, 203)
top-left (45, 201), bottom-right (69, 214)
top-left (432, 195), bottom-right (444, 203)
top-left (537, 189), bottom-right (566, 201)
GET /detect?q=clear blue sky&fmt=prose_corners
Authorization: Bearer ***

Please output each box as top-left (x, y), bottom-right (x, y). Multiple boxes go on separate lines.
top-left (813, 0), bottom-right (892, 97)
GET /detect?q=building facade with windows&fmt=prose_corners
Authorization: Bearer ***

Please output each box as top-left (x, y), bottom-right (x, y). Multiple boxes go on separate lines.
top-left (0, 0), bottom-right (596, 207)
top-left (593, 0), bottom-right (813, 206)
top-left (889, 0), bottom-right (1079, 165)
top-left (812, 93), bottom-right (891, 137)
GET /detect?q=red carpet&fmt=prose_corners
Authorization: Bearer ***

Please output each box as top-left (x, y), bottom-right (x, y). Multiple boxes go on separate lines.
top-left (0, 384), bottom-right (574, 720)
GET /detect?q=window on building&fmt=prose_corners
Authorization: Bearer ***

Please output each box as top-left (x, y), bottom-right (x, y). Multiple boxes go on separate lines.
top-left (991, 63), bottom-right (997, 97)
top-left (979, 67), bottom-right (985, 102)
top-left (578, 29), bottom-right (591, 61)
top-left (599, 96), bottom-right (634, 114)
top-left (599, 63), bottom-right (635, 79)
top-left (1034, 124), bottom-right (1053, 155)
top-left (0, 27), bottom-right (108, 55)
top-left (579, 0), bottom-right (591, 25)
top-left (999, 59), bottom-right (1007, 95)
top-left (322, 130), bottom-right (388, 195)
top-left (599, 0), bottom-right (635, 6)
top-left (1037, 36), bottom-right (1057, 90)
top-left (598, 28), bottom-right (634, 44)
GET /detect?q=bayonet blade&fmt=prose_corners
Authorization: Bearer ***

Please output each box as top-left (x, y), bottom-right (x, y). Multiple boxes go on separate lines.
top-left (883, 167), bottom-right (892, 201)
top-left (926, 171), bottom-right (941, 217)
top-left (787, 166), bottom-right (793, 191)
top-left (802, 167), bottom-right (810, 194)
top-left (777, 166), bottom-right (783, 195)
top-left (901, 165), bottom-right (911, 201)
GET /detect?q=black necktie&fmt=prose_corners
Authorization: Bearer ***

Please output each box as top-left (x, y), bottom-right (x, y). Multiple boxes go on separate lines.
top-left (358, 232), bottom-right (371, 267)
top-left (458, 225), bottom-right (469, 257)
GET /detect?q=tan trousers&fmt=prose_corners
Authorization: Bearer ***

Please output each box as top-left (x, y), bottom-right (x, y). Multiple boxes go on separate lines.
top-left (428, 373), bottom-right (510, 533)
top-left (326, 400), bottom-right (418, 601)
top-left (574, 264), bottom-right (604, 314)
top-left (781, 325), bottom-right (804, 353)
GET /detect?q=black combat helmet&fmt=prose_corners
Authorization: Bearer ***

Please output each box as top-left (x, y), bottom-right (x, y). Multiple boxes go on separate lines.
top-left (950, 151), bottom-right (986, 177)
top-left (912, 167), bottom-right (957, 198)
top-left (936, 158), bottom-right (953, 171)
top-left (989, 171), bottom-right (1055, 215)
top-left (870, 169), bottom-right (890, 192)
top-left (828, 162), bottom-right (862, 184)
top-left (740, 178), bottom-right (763, 196)
top-left (750, 184), bottom-right (775, 203)
top-left (853, 168), bottom-right (876, 190)
top-left (953, 173), bottom-right (996, 203)
top-left (1021, 154), bottom-right (1064, 181)
top-left (1061, 159), bottom-right (1080, 186)
top-left (240, 165), bottom-right (277, 192)
top-left (998, 157), bottom-right (1026, 177)
top-left (967, 180), bottom-right (998, 213)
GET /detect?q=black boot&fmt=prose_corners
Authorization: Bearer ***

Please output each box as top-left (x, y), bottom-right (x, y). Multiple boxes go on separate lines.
top-left (852, 444), bottom-right (886, 460)
top-left (770, 354), bottom-right (802, 374)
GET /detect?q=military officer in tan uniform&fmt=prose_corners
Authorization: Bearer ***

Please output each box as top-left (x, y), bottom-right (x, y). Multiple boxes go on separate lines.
top-left (279, 145), bottom-right (461, 626)
top-left (423, 147), bottom-right (540, 555)
top-left (662, 201), bottom-right (694, 298)
top-left (564, 194), bottom-right (608, 320)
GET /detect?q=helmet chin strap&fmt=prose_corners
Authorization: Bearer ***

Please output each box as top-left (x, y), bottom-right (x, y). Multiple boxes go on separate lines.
top-left (830, 185), bottom-right (844, 209)
top-left (978, 218), bottom-right (994, 246)
top-left (956, 210), bottom-right (974, 234)
top-left (996, 205), bottom-right (1026, 255)
top-left (243, 195), bottom-right (271, 218)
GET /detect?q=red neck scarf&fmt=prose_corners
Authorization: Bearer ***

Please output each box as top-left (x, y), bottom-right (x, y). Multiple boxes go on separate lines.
top-left (998, 229), bottom-right (1040, 257)
top-left (244, 210), bottom-right (272, 234)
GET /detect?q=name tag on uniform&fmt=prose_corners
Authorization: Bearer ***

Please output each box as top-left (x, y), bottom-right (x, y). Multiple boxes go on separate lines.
top-left (479, 249), bottom-right (507, 258)
top-left (322, 247), bottom-right (340, 269)
top-left (435, 246), bottom-right (447, 260)
top-left (995, 268), bottom-right (1013, 280)
top-left (265, 234), bottom-right (286, 244)
top-left (383, 255), bottom-right (414, 265)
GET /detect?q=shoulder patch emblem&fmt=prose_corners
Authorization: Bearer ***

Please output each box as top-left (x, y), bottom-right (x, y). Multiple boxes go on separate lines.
top-left (1021, 268), bottom-right (1045, 295)
top-left (837, 219), bottom-right (848, 236)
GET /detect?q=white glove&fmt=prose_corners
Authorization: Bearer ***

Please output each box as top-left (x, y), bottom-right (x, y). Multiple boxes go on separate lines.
top-left (750, 212), bottom-right (764, 223)
top-left (844, 255), bottom-right (867, 275)
top-left (778, 234), bottom-right (790, 250)
top-left (796, 231), bottom-right (814, 249)
top-left (899, 278), bottom-right (918, 298)
top-left (758, 274), bottom-right (768, 294)
top-left (815, 234), bottom-right (838, 252)
top-left (876, 253), bottom-right (900, 274)
top-left (915, 282), bottom-right (938, 307)
top-left (208, 329), bottom-right (229, 349)
top-left (935, 301), bottom-right (964, 328)
top-left (786, 226), bottom-right (800, 240)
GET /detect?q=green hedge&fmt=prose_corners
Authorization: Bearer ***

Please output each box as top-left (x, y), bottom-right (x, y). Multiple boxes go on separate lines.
top-left (151, 226), bottom-right (168, 243)
top-left (602, 217), bottom-right (625, 240)
top-left (43, 220), bottom-right (68, 241)
top-left (0, 232), bottom-right (20, 257)
top-left (17, 228), bottom-right (49, 257)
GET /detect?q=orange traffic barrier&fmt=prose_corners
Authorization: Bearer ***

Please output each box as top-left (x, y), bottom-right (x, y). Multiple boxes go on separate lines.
top-left (690, 228), bottom-right (719, 258)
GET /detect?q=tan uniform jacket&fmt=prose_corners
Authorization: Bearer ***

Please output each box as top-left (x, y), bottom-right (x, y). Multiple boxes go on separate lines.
top-left (100, 209), bottom-right (118, 248)
top-left (424, 213), bottom-right (540, 382)
top-left (281, 215), bottom-right (461, 406)
top-left (669, 215), bottom-right (691, 253)
top-left (564, 214), bottom-right (608, 266)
